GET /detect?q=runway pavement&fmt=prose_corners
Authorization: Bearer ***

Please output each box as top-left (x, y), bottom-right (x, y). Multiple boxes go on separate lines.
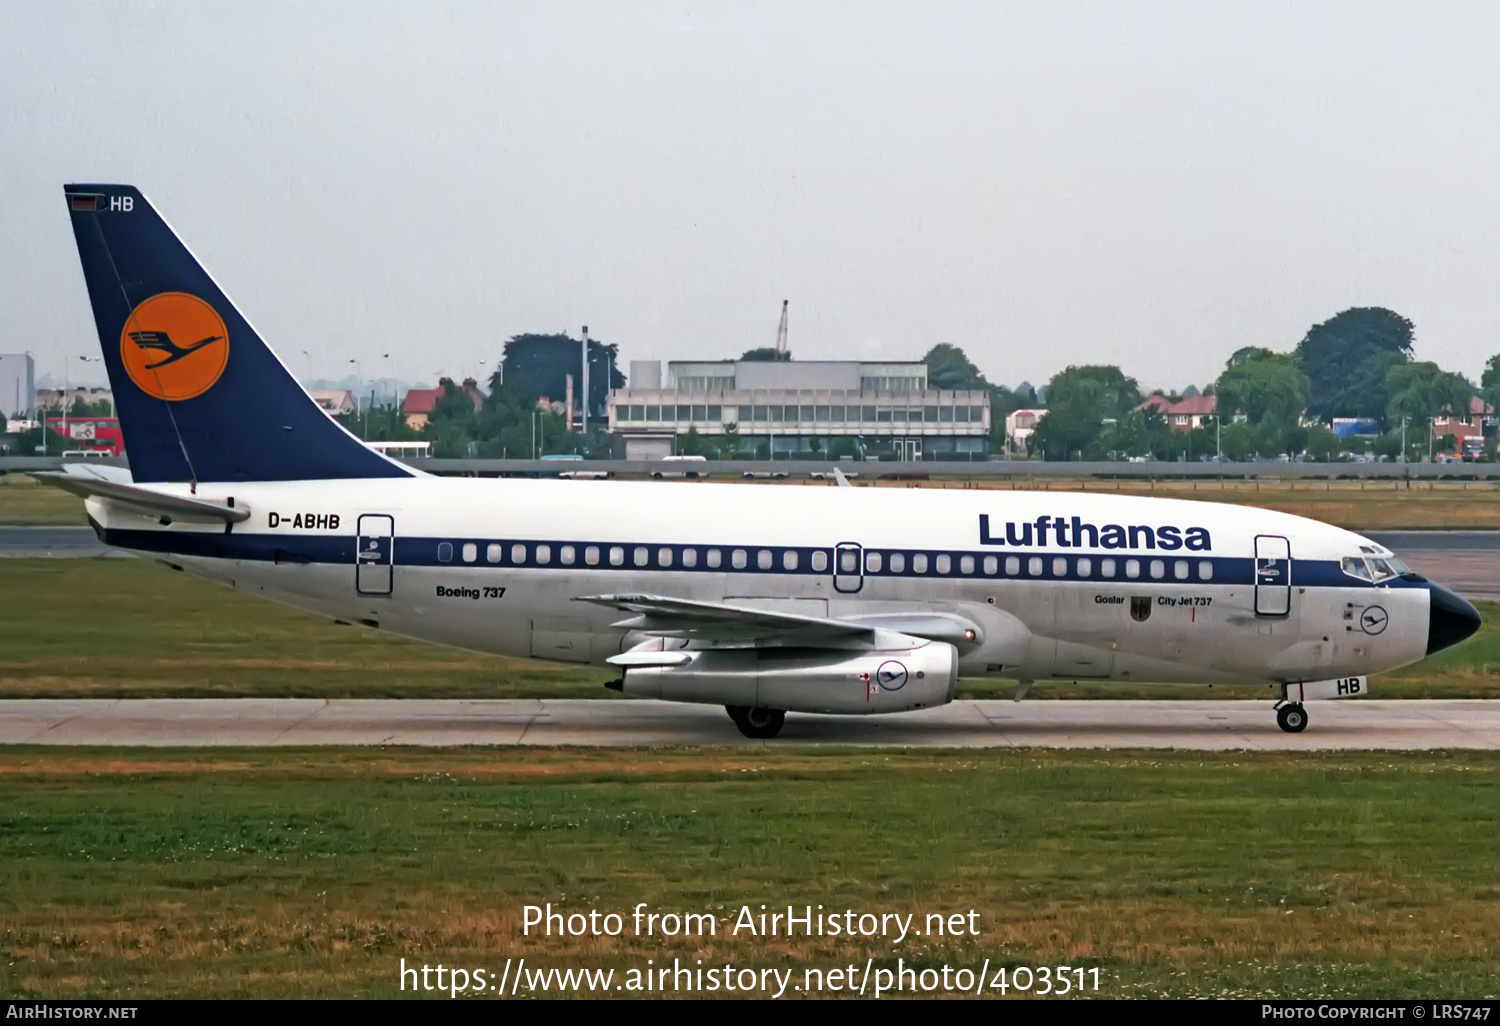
top-left (2, 698), bottom-right (1498, 750)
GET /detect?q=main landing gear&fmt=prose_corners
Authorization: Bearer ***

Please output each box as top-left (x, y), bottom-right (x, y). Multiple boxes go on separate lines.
top-left (726, 705), bottom-right (786, 739)
top-left (1275, 702), bottom-right (1308, 734)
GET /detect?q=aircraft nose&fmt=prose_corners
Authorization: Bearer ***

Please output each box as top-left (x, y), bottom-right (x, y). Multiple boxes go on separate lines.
top-left (1427, 583), bottom-right (1481, 655)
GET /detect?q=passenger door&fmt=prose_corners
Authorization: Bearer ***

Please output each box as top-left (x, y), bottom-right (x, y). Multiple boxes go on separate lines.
top-left (356, 514), bottom-right (394, 596)
top-left (834, 542), bottom-right (864, 594)
top-left (1254, 534), bottom-right (1291, 618)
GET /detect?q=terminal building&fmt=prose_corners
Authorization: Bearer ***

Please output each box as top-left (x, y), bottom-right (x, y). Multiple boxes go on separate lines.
top-left (608, 359), bottom-right (991, 460)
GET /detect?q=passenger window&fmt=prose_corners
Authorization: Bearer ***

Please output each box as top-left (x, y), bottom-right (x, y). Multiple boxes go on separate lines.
top-left (866, 552), bottom-right (883, 573)
top-left (658, 547), bottom-right (673, 567)
top-left (536, 545), bottom-right (551, 564)
top-left (732, 549), bottom-right (747, 569)
top-left (609, 546), bottom-right (624, 566)
top-left (1052, 557), bottom-right (1067, 576)
top-left (682, 548), bottom-right (698, 568)
top-left (1077, 557), bottom-right (1092, 577)
top-left (437, 542), bottom-right (453, 563)
top-left (783, 550), bottom-right (798, 571)
top-left (811, 550), bottom-right (828, 572)
top-left (1150, 560), bottom-right (1165, 580)
top-left (1125, 559), bottom-right (1141, 579)
top-left (1198, 560), bottom-right (1213, 581)
top-left (585, 545), bottom-right (600, 565)
top-left (634, 547), bottom-right (649, 567)
top-left (757, 549), bottom-right (773, 570)
top-left (913, 554), bottom-right (929, 573)
top-left (707, 549), bottom-right (722, 568)
top-left (511, 543), bottom-right (527, 563)
top-left (1101, 558), bottom-right (1116, 578)
top-left (1005, 556), bottom-right (1020, 575)
top-left (1174, 560), bottom-right (1188, 580)
top-left (983, 555), bottom-right (997, 575)
top-left (560, 545), bottom-right (575, 565)
top-left (889, 553), bottom-right (907, 573)
top-left (486, 543), bottom-right (502, 564)
top-left (461, 542), bottom-right (477, 563)
top-left (960, 555), bottom-right (974, 574)
top-left (1028, 556), bottom-right (1043, 576)
top-left (936, 554), bottom-right (952, 574)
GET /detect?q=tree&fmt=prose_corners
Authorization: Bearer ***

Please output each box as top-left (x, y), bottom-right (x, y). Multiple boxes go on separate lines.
top-left (495, 333), bottom-right (625, 423)
top-left (922, 343), bottom-right (989, 390)
top-left (1480, 354), bottom-right (1500, 416)
top-left (739, 347), bottom-right (788, 362)
top-left (1295, 307), bottom-right (1414, 421)
top-left (1302, 425), bottom-right (1342, 461)
top-left (1385, 361), bottom-right (1474, 428)
top-left (1214, 349), bottom-right (1311, 431)
top-left (1028, 365), bottom-right (1141, 460)
top-left (1094, 409), bottom-right (1174, 460)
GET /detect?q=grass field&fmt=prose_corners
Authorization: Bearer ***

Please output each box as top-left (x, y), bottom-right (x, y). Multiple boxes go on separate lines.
top-left (0, 475), bottom-right (83, 525)
top-left (2, 557), bottom-right (1497, 700)
top-left (0, 746), bottom-right (1495, 998)
top-left (9, 470), bottom-right (1500, 529)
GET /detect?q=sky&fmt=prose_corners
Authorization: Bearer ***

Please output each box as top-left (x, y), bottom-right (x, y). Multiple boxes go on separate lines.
top-left (4, 1), bottom-right (1500, 393)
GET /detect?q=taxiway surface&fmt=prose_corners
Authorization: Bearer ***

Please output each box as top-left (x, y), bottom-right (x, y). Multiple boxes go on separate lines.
top-left (2, 698), bottom-right (1497, 750)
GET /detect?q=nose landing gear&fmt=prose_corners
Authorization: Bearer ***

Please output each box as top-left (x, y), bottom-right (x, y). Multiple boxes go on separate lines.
top-left (1275, 701), bottom-right (1308, 733)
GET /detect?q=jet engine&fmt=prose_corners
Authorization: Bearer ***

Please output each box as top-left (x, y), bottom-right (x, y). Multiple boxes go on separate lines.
top-left (613, 638), bottom-right (958, 715)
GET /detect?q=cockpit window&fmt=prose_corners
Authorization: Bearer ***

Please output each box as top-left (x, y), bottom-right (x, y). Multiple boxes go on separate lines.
top-left (1387, 555), bottom-right (1413, 576)
top-left (1340, 557), bottom-right (1373, 581)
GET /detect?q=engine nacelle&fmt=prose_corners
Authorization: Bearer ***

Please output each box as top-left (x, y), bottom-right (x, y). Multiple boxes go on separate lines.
top-left (619, 641), bottom-right (958, 715)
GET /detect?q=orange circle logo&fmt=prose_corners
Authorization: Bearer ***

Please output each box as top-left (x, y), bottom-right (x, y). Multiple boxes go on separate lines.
top-left (120, 292), bottom-right (230, 401)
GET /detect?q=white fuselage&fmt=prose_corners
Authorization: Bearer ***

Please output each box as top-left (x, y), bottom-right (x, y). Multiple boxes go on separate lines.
top-left (86, 477), bottom-right (1434, 694)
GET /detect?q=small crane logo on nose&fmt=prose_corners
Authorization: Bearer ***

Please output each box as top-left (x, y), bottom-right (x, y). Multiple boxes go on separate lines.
top-left (1360, 606), bottom-right (1389, 635)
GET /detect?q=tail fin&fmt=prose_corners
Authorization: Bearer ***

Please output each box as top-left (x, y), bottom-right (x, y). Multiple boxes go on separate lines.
top-left (63, 185), bottom-right (413, 483)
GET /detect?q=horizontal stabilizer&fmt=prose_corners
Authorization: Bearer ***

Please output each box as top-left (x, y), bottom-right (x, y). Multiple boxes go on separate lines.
top-left (33, 471), bottom-right (249, 524)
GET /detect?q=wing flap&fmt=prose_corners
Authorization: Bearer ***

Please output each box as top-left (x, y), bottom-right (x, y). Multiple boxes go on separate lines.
top-left (575, 593), bottom-right (874, 644)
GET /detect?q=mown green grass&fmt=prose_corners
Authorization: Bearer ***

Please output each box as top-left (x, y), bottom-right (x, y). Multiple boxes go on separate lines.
top-left (1, 557), bottom-right (1497, 699)
top-left (0, 475), bottom-right (84, 525)
top-left (0, 747), bottom-right (1495, 998)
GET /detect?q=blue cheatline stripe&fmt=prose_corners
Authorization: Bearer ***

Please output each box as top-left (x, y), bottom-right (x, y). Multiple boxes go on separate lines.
top-left (102, 528), bottom-right (1410, 591)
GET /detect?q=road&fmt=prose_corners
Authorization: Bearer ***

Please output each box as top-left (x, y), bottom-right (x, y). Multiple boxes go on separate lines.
top-left (2, 698), bottom-right (1498, 750)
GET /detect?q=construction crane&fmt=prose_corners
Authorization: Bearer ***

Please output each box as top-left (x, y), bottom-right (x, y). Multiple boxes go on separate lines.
top-left (774, 299), bottom-right (789, 361)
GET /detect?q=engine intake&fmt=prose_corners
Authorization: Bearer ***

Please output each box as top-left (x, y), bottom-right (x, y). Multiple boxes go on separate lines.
top-left (618, 640), bottom-right (958, 715)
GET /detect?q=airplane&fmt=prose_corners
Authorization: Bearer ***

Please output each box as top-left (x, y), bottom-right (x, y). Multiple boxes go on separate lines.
top-left (44, 184), bottom-right (1481, 739)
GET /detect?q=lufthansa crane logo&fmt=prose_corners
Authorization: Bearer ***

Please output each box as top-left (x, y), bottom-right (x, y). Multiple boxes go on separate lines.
top-left (875, 660), bottom-right (909, 691)
top-left (1360, 605), bottom-right (1389, 636)
top-left (120, 292), bottom-right (229, 401)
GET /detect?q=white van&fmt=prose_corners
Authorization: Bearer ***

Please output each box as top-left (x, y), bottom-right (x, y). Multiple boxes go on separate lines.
top-left (651, 454), bottom-right (709, 479)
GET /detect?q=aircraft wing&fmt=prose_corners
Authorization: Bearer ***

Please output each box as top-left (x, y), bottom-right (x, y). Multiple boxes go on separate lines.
top-left (575, 593), bottom-right (982, 649)
top-left (32, 470), bottom-right (250, 524)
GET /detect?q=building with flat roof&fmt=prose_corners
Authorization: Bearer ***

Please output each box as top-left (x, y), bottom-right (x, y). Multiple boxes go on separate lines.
top-left (0, 354), bottom-right (35, 420)
top-left (608, 359), bottom-right (990, 460)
